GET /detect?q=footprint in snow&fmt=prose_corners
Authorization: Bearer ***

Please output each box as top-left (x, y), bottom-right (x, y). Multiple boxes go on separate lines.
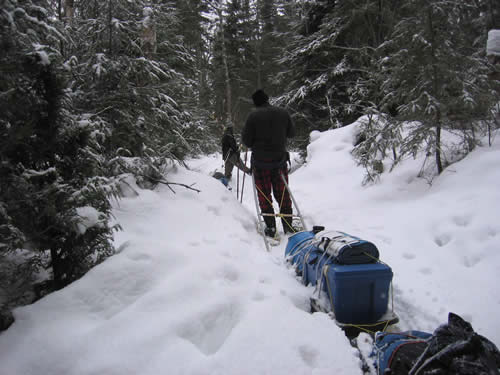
top-left (434, 233), bottom-right (452, 247)
top-left (419, 267), bottom-right (433, 275)
top-left (462, 255), bottom-right (480, 268)
top-left (216, 264), bottom-right (239, 283)
top-left (207, 205), bottom-right (221, 216)
top-left (298, 345), bottom-right (319, 368)
top-left (203, 237), bottom-right (217, 245)
top-left (452, 214), bottom-right (471, 227)
top-left (177, 302), bottom-right (241, 355)
top-left (252, 291), bottom-right (267, 301)
top-left (258, 276), bottom-right (272, 284)
top-left (402, 252), bottom-right (416, 260)
top-left (126, 252), bottom-right (152, 262)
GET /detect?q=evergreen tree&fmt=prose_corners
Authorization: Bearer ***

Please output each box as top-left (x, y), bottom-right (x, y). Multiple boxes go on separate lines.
top-left (210, 0), bottom-right (256, 129)
top-left (275, 0), bottom-right (400, 143)
top-left (376, 0), bottom-right (498, 176)
top-left (209, 0), bottom-right (286, 134)
top-left (1, 0), bottom-right (119, 296)
top-left (64, 0), bottom-right (196, 163)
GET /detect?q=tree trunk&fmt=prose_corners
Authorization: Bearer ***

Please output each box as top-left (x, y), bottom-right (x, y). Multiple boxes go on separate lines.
top-left (50, 248), bottom-right (66, 290)
top-left (256, 0), bottom-right (262, 88)
top-left (108, 0), bottom-right (113, 55)
top-left (427, 4), bottom-right (443, 174)
top-left (64, 0), bottom-right (74, 25)
top-left (141, 7), bottom-right (157, 59)
top-left (435, 120), bottom-right (443, 174)
top-left (217, 6), bottom-right (232, 123)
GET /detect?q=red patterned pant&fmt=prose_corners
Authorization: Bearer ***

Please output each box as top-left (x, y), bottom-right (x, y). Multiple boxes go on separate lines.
top-left (253, 165), bottom-right (293, 231)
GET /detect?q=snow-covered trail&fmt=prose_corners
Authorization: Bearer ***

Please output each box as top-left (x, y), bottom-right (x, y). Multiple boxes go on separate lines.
top-left (189, 124), bottom-right (500, 348)
top-left (0, 165), bottom-right (361, 375)
top-left (287, 126), bottom-right (500, 345)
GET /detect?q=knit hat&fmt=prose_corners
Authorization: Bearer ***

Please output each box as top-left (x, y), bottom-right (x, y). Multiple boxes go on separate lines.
top-left (252, 89), bottom-right (269, 107)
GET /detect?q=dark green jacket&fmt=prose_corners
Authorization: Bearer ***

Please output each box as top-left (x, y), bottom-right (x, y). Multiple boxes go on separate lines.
top-left (221, 127), bottom-right (238, 160)
top-left (242, 104), bottom-right (295, 161)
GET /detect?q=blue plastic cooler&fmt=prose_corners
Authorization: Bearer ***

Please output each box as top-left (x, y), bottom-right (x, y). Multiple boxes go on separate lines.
top-left (321, 262), bottom-right (393, 324)
top-left (284, 231), bottom-right (315, 274)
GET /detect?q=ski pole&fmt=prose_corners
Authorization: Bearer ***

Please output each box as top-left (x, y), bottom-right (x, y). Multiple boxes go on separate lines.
top-left (236, 156), bottom-right (240, 200)
top-left (223, 150), bottom-right (231, 171)
top-left (240, 150), bottom-right (248, 203)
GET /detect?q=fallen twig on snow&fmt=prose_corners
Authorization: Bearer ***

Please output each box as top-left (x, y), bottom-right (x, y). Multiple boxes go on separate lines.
top-left (116, 161), bottom-right (201, 194)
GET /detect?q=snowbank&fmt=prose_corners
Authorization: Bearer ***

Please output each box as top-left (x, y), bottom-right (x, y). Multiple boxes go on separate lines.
top-left (487, 29), bottom-right (500, 56)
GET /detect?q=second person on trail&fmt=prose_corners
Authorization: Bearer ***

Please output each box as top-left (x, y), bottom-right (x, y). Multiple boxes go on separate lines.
top-left (221, 123), bottom-right (251, 180)
top-left (242, 89), bottom-right (296, 238)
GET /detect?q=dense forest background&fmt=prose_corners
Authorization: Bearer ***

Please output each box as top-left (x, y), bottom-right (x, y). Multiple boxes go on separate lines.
top-left (1, 0), bottom-right (499, 328)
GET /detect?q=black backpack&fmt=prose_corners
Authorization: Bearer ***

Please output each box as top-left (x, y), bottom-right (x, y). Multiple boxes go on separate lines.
top-left (372, 313), bottom-right (500, 375)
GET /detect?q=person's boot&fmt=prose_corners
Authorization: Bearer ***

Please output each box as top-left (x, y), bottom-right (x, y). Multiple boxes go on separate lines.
top-left (264, 226), bottom-right (276, 238)
top-left (281, 209), bottom-right (297, 234)
top-left (263, 215), bottom-right (276, 238)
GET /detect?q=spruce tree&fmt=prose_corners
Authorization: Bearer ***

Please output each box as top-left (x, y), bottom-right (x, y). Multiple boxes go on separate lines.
top-left (275, 0), bottom-right (400, 141)
top-left (377, 0), bottom-right (498, 176)
top-left (63, 0), bottom-right (196, 163)
top-left (1, 0), bottom-right (119, 297)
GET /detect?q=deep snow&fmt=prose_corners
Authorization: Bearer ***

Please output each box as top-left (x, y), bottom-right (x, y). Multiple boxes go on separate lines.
top-left (0, 119), bottom-right (499, 375)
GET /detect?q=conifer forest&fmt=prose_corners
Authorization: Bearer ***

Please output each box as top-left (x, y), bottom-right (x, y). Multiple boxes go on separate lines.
top-left (1, 0), bottom-right (499, 328)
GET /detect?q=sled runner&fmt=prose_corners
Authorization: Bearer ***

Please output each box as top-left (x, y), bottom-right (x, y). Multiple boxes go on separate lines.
top-left (212, 171), bottom-right (231, 190)
top-left (285, 228), bottom-right (399, 337)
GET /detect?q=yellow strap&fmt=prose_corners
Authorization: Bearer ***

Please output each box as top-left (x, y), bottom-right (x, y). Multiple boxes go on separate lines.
top-left (255, 183), bottom-right (274, 207)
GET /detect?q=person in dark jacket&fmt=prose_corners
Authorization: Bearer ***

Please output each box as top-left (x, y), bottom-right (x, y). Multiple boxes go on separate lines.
top-left (242, 89), bottom-right (296, 237)
top-left (221, 124), bottom-right (251, 179)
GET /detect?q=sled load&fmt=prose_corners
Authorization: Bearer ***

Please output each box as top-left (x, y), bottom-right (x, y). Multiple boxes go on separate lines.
top-left (212, 171), bottom-right (231, 189)
top-left (285, 227), bottom-right (398, 336)
top-left (367, 312), bottom-right (500, 375)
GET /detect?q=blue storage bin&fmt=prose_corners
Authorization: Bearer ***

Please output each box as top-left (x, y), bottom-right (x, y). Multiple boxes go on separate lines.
top-left (284, 231), bottom-right (315, 274)
top-left (302, 248), bottom-right (324, 286)
top-left (320, 263), bottom-right (393, 324)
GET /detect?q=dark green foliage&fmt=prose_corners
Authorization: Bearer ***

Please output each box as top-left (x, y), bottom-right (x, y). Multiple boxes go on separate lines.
top-left (209, 0), bottom-right (289, 132)
top-left (64, 1), bottom-right (195, 158)
top-left (271, 0), bottom-right (498, 179)
top-left (1, 0), bottom-right (119, 300)
top-left (376, 0), bottom-right (498, 176)
top-left (276, 0), bottom-right (401, 136)
top-left (351, 115), bottom-right (402, 184)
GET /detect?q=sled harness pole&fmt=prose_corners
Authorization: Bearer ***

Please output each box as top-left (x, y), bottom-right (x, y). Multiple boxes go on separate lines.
top-left (254, 181), bottom-right (304, 232)
top-left (251, 167), bottom-right (307, 251)
top-left (251, 170), bottom-right (270, 252)
top-left (280, 172), bottom-right (306, 232)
